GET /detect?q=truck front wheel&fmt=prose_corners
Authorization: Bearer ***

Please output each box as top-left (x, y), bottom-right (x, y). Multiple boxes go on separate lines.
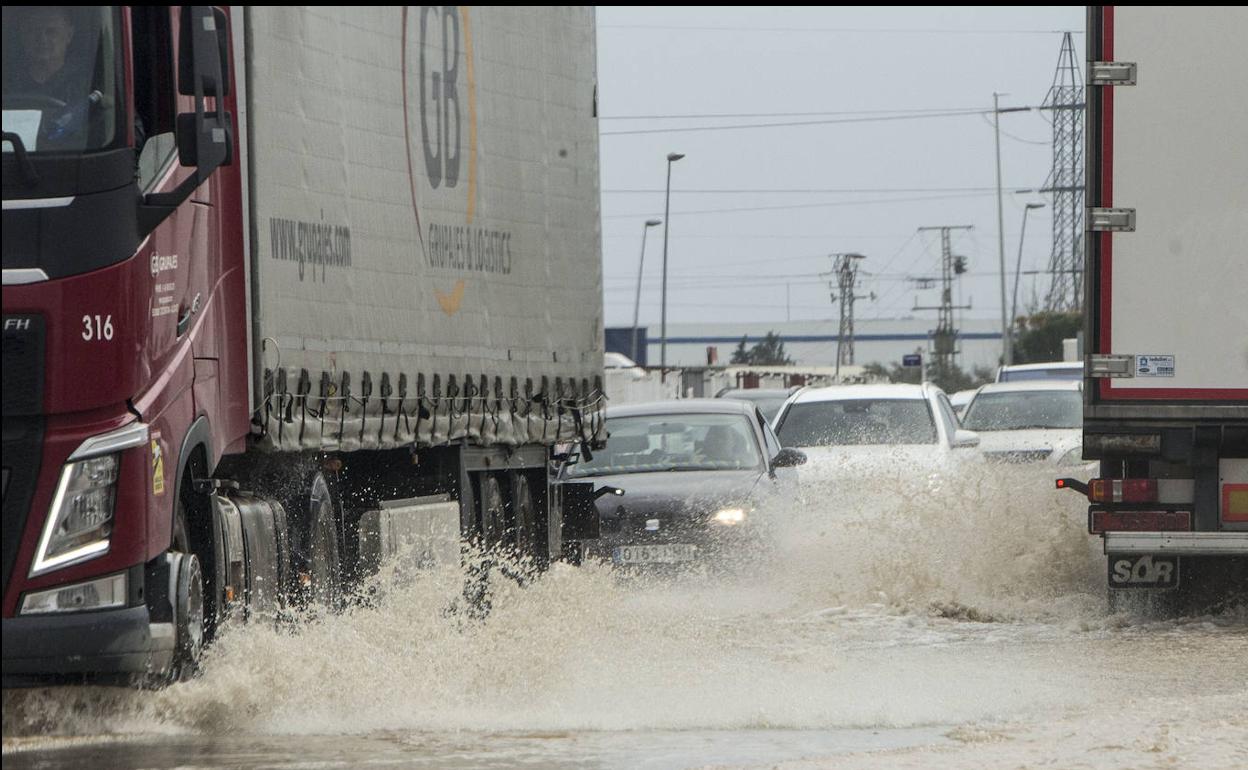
top-left (170, 504), bottom-right (205, 682)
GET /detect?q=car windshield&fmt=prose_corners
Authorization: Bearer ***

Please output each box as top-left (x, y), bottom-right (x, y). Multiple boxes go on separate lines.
top-left (962, 390), bottom-right (1082, 431)
top-left (2, 6), bottom-right (124, 155)
top-left (999, 366), bottom-right (1082, 382)
top-left (776, 399), bottom-right (937, 446)
top-left (719, 391), bottom-right (790, 421)
top-left (566, 413), bottom-right (762, 478)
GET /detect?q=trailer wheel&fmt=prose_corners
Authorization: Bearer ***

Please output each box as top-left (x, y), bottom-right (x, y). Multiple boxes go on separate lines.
top-left (479, 474), bottom-right (508, 548)
top-left (511, 473), bottom-right (537, 558)
top-left (292, 470), bottom-right (343, 612)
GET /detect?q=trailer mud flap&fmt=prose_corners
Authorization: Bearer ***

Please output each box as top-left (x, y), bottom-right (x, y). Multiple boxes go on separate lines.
top-left (560, 482), bottom-right (600, 541)
top-left (1108, 554), bottom-right (1180, 589)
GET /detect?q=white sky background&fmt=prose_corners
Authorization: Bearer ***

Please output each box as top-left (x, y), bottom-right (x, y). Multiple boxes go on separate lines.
top-left (596, 6), bottom-right (1086, 329)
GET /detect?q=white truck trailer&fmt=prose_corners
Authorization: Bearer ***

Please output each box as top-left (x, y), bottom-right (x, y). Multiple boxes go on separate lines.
top-left (1061, 6), bottom-right (1248, 610)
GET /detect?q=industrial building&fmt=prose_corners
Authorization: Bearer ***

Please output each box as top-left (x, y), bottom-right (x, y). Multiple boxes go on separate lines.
top-left (606, 318), bottom-right (1006, 375)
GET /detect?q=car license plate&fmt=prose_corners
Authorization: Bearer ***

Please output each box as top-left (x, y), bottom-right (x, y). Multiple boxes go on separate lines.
top-left (613, 543), bottom-right (697, 565)
top-left (1108, 554), bottom-right (1180, 589)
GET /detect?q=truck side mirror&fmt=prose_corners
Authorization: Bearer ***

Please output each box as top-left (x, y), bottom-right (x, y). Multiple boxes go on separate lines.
top-left (175, 6), bottom-right (232, 170)
top-left (141, 7), bottom-right (233, 232)
top-left (179, 7), bottom-right (231, 99)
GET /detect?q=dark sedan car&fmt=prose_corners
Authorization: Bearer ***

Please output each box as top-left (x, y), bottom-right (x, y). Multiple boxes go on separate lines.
top-left (562, 400), bottom-right (805, 568)
top-left (714, 387), bottom-right (800, 423)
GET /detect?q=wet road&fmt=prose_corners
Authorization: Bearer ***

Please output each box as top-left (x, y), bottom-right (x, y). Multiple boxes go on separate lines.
top-left (5, 465), bottom-right (1247, 769)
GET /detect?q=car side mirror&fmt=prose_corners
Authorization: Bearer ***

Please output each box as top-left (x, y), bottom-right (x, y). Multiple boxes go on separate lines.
top-left (952, 429), bottom-right (980, 449)
top-left (771, 447), bottom-right (807, 468)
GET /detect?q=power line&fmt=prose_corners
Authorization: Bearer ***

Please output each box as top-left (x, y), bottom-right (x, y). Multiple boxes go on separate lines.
top-left (600, 108), bottom-right (991, 137)
top-left (602, 191), bottom-right (1000, 219)
top-left (602, 186), bottom-right (1033, 194)
top-left (599, 106), bottom-right (988, 120)
top-left (599, 24), bottom-right (1083, 35)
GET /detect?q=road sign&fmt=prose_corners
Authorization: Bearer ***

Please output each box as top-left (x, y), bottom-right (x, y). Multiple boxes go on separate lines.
top-left (902, 353), bottom-right (922, 368)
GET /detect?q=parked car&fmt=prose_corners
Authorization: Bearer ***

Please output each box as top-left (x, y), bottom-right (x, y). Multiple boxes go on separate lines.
top-left (771, 383), bottom-right (980, 480)
top-left (605, 351), bottom-right (648, 379)
top-left (995, 361), bottom-right (1083, 383)
top-left (950, 388), bottom-right (979, 419)
top-left (715, 386), bottom-right (801, 423)
top-left (561, 400), bottom-right (805, 568)
top-left (959, 380), bottom-right (1094, 470)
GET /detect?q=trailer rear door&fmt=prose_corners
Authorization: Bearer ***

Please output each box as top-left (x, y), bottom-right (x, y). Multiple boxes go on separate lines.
top-left (1088, 6), bottom-right (1248, 405)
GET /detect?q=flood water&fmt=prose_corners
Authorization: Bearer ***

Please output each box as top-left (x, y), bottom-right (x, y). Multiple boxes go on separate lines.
top-left (4, 464), bottom-right (1247, 769)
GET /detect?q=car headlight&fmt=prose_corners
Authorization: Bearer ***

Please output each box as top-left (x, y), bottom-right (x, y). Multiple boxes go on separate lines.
top-left (30, 453), bottom-right (121, 577)
top-left (1058, 447), bottom-right (1087, 467)
top-left (711, 508), bottom-right (748, 526)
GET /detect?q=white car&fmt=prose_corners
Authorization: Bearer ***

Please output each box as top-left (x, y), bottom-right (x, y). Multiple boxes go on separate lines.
top-left (959, 380), bottom-right (1093, 470)
top-left (994, 361), bottom-right (1082, 383)
top-left (771, 383), bottom-right (980, 479)
top-left (950, 388), bottom-right (978, 419)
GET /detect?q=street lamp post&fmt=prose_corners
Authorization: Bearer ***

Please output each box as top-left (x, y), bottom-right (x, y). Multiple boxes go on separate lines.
top-left (660, 152), bottom-right (684, 383)
top-left (993, 93), bottom-right (1031, 367)
top-left (1009, 203), bottom-right (1047, 362)
top-left (631, 218), bottom-right (662, 363)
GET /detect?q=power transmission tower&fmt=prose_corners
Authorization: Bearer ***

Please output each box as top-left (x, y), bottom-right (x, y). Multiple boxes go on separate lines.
top-left (823, 253), bottom-right (873, 380)
top-left (1041, 31), bottom-right (1085, 312)
top-left (913, 226), bottom-right (973, 382)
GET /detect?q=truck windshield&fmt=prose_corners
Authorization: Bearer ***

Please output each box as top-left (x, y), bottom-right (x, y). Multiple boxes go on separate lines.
top-left (2, 6), bottom-right (124, 156)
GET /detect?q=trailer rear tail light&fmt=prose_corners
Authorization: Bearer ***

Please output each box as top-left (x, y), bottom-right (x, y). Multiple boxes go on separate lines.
top-left (1225, 484), bottom-right (1248, 523)
top-left (1088, 478), bottom-right (1157, 504)
top-left (1089, 509), bottom-right (1190, 534)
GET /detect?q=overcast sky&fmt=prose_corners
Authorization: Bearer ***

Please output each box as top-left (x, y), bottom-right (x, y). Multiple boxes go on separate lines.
top-left (596, 6), bottom-right (1086, 331)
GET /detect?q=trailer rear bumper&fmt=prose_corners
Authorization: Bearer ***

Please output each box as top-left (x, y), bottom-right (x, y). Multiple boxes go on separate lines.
top-left (1103, 532), bottom-right (1248, 556)
top-left (1, 606), bottom-right (175, 687)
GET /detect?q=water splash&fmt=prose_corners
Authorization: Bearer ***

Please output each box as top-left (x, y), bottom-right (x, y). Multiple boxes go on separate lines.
top-left (5, 461), bottom-right (1243, 742)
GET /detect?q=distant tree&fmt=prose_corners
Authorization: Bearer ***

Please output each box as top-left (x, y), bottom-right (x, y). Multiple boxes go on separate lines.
top-left (748, 331), bottom-right (794, 366)
top-left (730, 332), bottom-right (794, 366)
top-left (1013, 311), bottom-right (1082, 364)
top-left (862, 362), bottom-right (891, 382)
top-left (861, 359), bottom-right (992, 393)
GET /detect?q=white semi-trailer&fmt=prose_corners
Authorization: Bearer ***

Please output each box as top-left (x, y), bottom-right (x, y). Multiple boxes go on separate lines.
top-left (1061, 6), bottom-right (1248, 610)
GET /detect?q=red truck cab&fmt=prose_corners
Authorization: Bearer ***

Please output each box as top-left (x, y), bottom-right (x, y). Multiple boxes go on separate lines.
top-left (3, 5), bottom-right (241, 684)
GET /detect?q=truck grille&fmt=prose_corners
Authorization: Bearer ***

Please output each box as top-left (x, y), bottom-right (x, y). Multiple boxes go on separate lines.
top-left (3, 314), bottom-right (45, 416)
top-left (2, 417), bottom-right (43, 597)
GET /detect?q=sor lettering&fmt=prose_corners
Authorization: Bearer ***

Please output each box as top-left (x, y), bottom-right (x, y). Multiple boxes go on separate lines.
top-left (420, 6), bottom-right (461, 189)
top-left (150, 253), bottom-right (178, 276)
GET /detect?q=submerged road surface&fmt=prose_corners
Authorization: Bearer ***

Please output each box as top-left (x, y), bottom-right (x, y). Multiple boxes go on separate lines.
top-left (5, 465), bottom-right (1247, 769)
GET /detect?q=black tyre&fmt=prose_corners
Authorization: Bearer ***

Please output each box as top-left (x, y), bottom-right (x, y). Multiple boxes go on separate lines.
top-left (173, 553), bottom-right (205, 681)
top-left (511, 473), bottom-right (538, 558)
top-left (294, 470), bottom-right (343, 611)
top-left (479, 474), bottom-right (507, 548)
top-left (170, 503), bottom-right (205, 681)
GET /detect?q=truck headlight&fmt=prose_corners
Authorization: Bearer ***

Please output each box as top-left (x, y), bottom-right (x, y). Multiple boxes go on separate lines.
top-left (712, 508), bottom-right (747, 526)
top-left (20, 572), bottom-right (128, 615)
top-left (30, 454), bottom-right (120, 577)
